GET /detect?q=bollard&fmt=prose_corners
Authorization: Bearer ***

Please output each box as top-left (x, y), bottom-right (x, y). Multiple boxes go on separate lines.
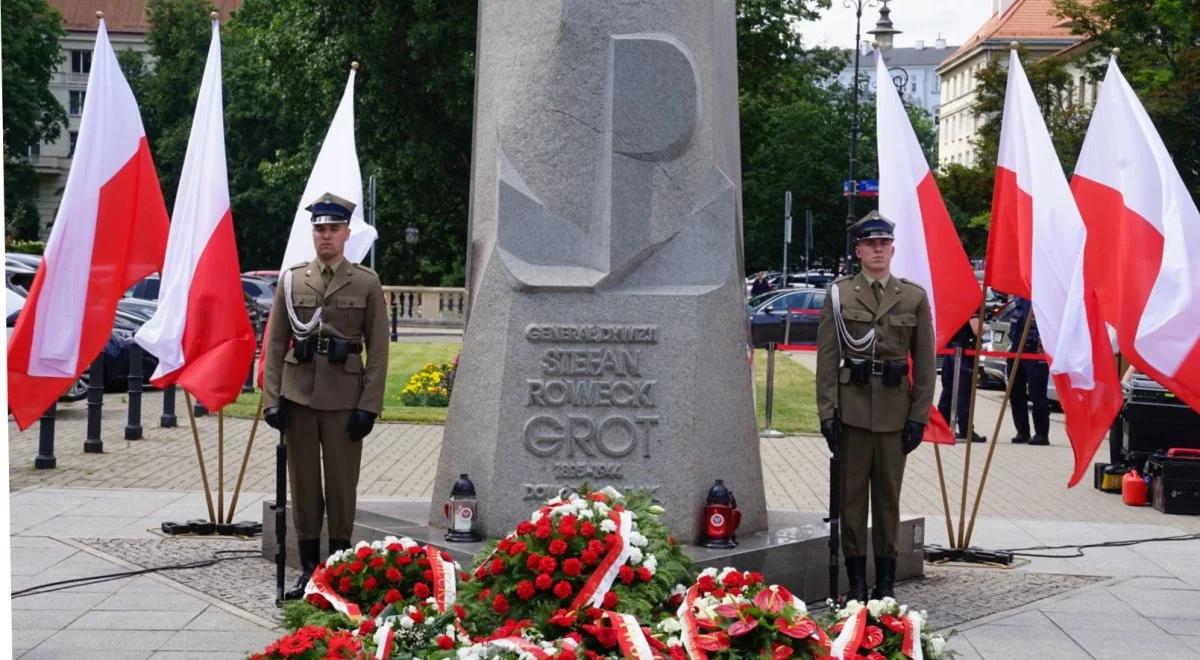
top-left (84, 356), bottom-right (104, 453)
top-left (125, 344), bottom-right (144, 440)
top-left (161, 384), bottom-right (178, 427)
top-left (390, 291), bottom-right (399, 341)
top-left (36, 402), bottom-right (57, 469)
top-left (194, 400), bottom-right (209, 417)
top-left (243, 351), bottom-right (256, 393)
top-left (784, 310), bottom-right (793, 345)
top-left (760, 343), bottom-right (784, 438)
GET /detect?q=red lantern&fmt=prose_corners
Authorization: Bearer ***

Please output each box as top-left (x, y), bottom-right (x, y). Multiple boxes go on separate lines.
top-left (699, 479), bottom-right (741, 548)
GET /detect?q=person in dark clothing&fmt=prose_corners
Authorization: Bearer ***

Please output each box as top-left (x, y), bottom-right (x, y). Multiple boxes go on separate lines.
top-left (938, 319), bottom-right (986, 443)
top-left (750, 272), bottom-right (771, 297)
top-left (1007, 297), bottom-right (1050, 445)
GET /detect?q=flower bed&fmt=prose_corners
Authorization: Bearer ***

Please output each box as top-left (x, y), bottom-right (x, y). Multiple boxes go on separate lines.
top-left (399, 361), bottom-right (455, 407)
top-left (252, 487), bottom-right (951, 659)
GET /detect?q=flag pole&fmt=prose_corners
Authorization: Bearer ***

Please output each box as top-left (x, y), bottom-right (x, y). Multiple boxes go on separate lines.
top-left (964, 309), bottom-right (1035, 547)
top-left (226, 393), bottom-right (264, 524)
top-left (955, 296), bottom-right (989, 548)
top-left (184, 391), bottom-right (218, 522)
top-left (218, 408), bottom-right (225, 524)
top-left (933, 444), bottom-right (956, 547)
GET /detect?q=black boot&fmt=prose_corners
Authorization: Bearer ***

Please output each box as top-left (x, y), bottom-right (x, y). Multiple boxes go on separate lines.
top-left (845, 556), bottom-right (869, 603)
top-left (872, 556), bottom-right (896, 600)
top-left (283, 539), bottom-right (321, 600)
top-left (328, 538), bottom-right (351, 558)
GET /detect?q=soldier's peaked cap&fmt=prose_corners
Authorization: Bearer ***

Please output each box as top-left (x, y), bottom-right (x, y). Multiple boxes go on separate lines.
top-left (305, 192), bottom-right (355, 225)
top-left (850, 211), bottom-right (895, 242)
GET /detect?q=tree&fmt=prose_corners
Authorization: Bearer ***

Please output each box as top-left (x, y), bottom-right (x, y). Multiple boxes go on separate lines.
top-left (2, 0), bottom-right (67, 239)
top-left (1054, 0), bottom-right (1200, 196)
top-left (934, 163), bottom-right (992, 256)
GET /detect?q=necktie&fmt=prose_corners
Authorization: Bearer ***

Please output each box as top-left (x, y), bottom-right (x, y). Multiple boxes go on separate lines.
top-left (872, 280), bottom-right (883, 305)
top-left (322, 266), bottom-right (333, 287)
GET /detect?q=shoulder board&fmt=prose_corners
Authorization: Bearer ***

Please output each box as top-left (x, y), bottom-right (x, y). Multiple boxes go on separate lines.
top-left (288, 262), bottom-right (309, 271)
top-left (833, 275), bottom-right (854, 284)
top-left (896, 277), bottom-right (926, 292)
top-left (351, 262), bottom-right (376, 274)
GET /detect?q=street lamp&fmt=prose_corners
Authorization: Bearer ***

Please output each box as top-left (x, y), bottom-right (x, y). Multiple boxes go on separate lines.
top-left (843, 0), bottom-right (878, 274)
top-left (405, 224), bottom-right (420, 284)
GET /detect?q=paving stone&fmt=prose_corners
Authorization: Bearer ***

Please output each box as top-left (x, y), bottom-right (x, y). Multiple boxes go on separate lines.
top-left (1066, 626), bottom-right (1200, 660)
top-left (963, 623), bottom-right (1092, 659)
top-left (896, 566), bottom-right (1103, 630)
top-left (22, 649), bottom-right (152, 660)
top-left (94, 591), bottom-right (208, 614)
top-left (1152, 618), bottom-right (1200, 636)
top-left (150, 653), bottom-right (248, 660)
top-left (1179, 636), bottom-right (1200, 654)
top-left (13, 590), bottom-right (110, 611)
top-left (12, 629), bottom-right (57, 652)
top-left (30, 629), bottom-right (175, 652)
top-left (1114, 588), bottom-right (1200, 619)
top-left (160, 630), bottom-right (280, 654)
top-left (1046, 609), bottom-right (1165, 634)
top-left (67, 609), bottom-right (198, 630)
top-left (184, 607), bottom-right (269, 631)
top-left (10, 608), bottom-right (84, 631)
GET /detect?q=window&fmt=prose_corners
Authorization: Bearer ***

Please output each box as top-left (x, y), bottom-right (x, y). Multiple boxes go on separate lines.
top-left (69, 90), bottom-right (85, 115)
top-left (69, 131), bottom-right (78, 157)
top-left (911, 81), bottom-right (917, 92)
top-left (28, 142), bottom-right (41, 158)
top-left (1078, 75), bottom-right (1086, 104)
top-left (808, 292), bottom-right (826, 310)
top-left (70, 50), bottom-right (92, 74)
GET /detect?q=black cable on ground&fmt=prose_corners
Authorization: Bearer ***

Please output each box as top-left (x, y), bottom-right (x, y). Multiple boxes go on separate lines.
top-left (12, 549), bottom-right (263, 598)
top-left (999, 532), bottom-right (1200, 558)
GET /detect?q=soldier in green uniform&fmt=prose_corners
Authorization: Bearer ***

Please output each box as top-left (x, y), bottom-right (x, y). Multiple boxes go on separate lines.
top-left (263, 193), bottom-right (390, 600)
top-left (816, 211), bottom-right (936, 602)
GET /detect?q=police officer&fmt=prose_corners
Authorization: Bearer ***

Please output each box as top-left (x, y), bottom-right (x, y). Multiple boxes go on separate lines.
top-left (263, 193), bottom-right (390, 600)
top-left (1007, 296), bottom-right (1050, 445)
top-left (938, 320), bottom-right (986, 443)
top-left (816, 211), bottom-right (936, 602)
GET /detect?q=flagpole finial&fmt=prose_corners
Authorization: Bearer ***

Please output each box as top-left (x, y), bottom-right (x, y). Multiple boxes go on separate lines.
top-left (96, 10), bottom-right (104, 18)
top-left (351, 61), bottom-right (360, 71)
top-left (1112, 47), bottom-right (1121, 58)
top-left (210, 11), bottom-right (218, 19)
top-left (1010, 41), bottom-right (1019, 50)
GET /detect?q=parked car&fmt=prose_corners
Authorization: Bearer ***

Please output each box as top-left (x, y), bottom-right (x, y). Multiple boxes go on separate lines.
top-left (6, 286), bottom-right (90, 401)
top-left (241, 275), bottom-right (275, 316)
top-left (748, 287), bottom-right (824, 347)
top-left (243, 269), bottom-right (280, 280)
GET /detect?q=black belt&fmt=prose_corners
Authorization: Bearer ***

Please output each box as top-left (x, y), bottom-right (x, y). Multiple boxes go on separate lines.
top-left (315, 337), bottom-right (363, 355)
top-left (843, 358), bottom-right (889, 375)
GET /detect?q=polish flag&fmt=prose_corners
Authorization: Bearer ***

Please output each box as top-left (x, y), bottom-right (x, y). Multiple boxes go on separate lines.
top-left (1072, 56), bottom-right (1200, 412)
top-left (6, 19), bottom-right (169, 430)
top-left (134, 19), bottom-right (254, 411)
top-left (986, 50), bottom-right (1121, 487)
top-left (876, 54), bottom-right (981, 444)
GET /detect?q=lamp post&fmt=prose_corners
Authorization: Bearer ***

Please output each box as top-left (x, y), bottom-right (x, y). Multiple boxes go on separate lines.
top-left (843, 0), bottom-right (878, 273)
top-left (405, 224), bottom-right (420, 282)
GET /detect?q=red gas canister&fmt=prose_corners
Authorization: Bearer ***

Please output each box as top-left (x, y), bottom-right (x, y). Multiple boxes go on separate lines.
top-left (1122, 469), bottom-right (1148, 506)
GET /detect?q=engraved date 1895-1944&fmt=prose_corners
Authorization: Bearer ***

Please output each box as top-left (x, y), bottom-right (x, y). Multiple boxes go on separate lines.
top-left (553, 463), bottom-right (623, 479)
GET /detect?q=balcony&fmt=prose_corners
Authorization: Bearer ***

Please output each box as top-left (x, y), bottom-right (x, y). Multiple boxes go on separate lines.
top-left (28, 155), bottom-right (68, 173)
top-left (53, 71), bottom-right (89, 86)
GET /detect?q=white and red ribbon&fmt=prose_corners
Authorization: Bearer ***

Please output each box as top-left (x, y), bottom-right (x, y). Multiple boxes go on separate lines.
top-left (678, 584), bottom-right (707, 660)
top-left (304, 564), bottom-right (362, 620)
top-left (829, 607), bottom-right (868, 659)
top-left (424, 545), bottom-right (457, 613)
top-left (902, 611), bottom-right (923, 660)
top-left (372, 620), bottom-right (395, 660)
top-left (607, 610), bottom-right (656, 659)
top-left (488, 636), bottom-right (553, 659)
top-left (570, 510), bottom-right (633, 610)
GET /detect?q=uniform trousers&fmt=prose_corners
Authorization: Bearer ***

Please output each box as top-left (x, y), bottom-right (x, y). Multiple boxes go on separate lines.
top-left (840, 424), bottom-right (907, 558)
top-left (285, 405), bottom-right (362, 541)
top-left (1008, 357), bottom-right (1050, 437)
top-left (937, 352), bottom-right (976, 437)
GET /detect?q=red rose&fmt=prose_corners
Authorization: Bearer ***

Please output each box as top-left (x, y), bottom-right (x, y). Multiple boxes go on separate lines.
top-left (385, 588), bottom-right (402, 603)
top-left (417, 557), bottom-right (430, 567)
top-left (581, 550), bottom-right (599, 565)
top-left (558, 515), bottom-right (578, 537)
top-left (587, 540), bottom-right (604, 556)
top-left (722, 571), bottom-right (744, 588)
top-left (492, 594), bottom-right (510, 614)
top-left (363, 576), bottom-right (378, 591)
top-left (553, 580), bottom-right (574, 599)
top-left (349, 560), bottom-right (365, 574)
top-left (507, 541), bottom-right (528, 557)
top-left (581, 521), bottom-right (596, 538)
top-left (517, 521), bottom-right (535, 535)
top-left (386, 567), bottom-right (401, 583)
top-left (548, 540), bottom-right (568, 556)
top-left (497, 538), bottom-right (512, 553)
top-left (697, 575), bottom-right (716, 592)
top-left (535, 573), bottom-right (554, 591)
top-left (489, 558), bottom-right (505, 576)
top-left (356, 546), bottom-right (373, 559)
top-left (386, 542), bottom-right (403, 552)
top-left (602, 591), bottom-right (619, 609)
top-left (411, 609), bottom-right (425, 624)
top-left (337, 576), bottom-right (352, 593)
top-left (637, 566), bottom-right (653, 582)
top-left (619, 565), bottom-right (635, 585)
top-left (437, 634), bottom-right (455, 650)
top-left (414, 583), bottom-right (431, 599)
top-left (525, 553), bottom-right (542, 571)
top-left (397, 554), bottom-right (412, 566)
top-left (516, 580), bottom-right (536, 601)
top-left (369, 556), bottom-right (385, 569)
top-left (369, 602), bottom-right (385, 618)
top-left (357, 620), bottom-right (376, 636)
top-left (535, 524), bottom-right (553, 540)
top-left (562, 558), bottom-right (583, 577)
top-left (540, 557), bottom-right (558, 574)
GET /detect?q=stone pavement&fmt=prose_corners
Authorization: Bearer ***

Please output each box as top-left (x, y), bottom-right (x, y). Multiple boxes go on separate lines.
top-left (8, 359), bottom-right (1200, 657)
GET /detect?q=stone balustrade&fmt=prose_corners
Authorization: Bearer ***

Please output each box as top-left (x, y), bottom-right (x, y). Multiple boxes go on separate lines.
top-left (382, 286), bottom-right (466, 335)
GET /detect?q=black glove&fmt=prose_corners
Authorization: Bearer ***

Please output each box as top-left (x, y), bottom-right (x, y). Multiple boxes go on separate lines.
top-left (347, 409), bottom-right (377, 441)
top-left (820, 418), bottom-right (843, 455)
top-left (902, 421), bottom-right (925, 454)
top-left (264, 406), bottom-right (286, 431)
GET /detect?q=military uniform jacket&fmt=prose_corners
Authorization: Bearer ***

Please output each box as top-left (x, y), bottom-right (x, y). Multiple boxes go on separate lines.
top-left (815, 272), bottom-right (936, 432)
top-left (263, 259), bottom-right (389, 414)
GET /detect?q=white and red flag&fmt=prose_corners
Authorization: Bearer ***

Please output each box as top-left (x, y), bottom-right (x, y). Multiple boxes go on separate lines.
top-left (134, 18), bottom-right (254, 411)
top-left (875, 54), bottom-right (981, 444)
top-left (1072, 56), bottom-right (1200, 412)
top-left (7, 19), bottom-right (169, 429)
top-left (986, 50), bottom-right (1121, 487)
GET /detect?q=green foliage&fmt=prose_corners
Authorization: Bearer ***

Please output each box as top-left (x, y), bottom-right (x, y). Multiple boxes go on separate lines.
top-left (934, 163), bottom-right (993, 256)
top-left (1054, 0), bottom-right (1200, 197)
top-left (5, 239), bottom-right (46, 255)
top-left (281, 600), bottom-right (352, 631)
top-left (2, 0), bottom-right (67, 239)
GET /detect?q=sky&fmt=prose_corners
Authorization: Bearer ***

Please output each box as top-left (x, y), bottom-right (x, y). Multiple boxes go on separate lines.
top-left (796, 0), bottom-right (995, 50)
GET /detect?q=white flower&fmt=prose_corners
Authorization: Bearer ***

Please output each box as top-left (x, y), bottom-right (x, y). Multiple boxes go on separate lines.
top-left (700, 567), bottom-right (719, 579)
top-left (866, 599), bottom-right (886, 619)
top-left (628, 547), bottom-right (644, 564)
top-left (628, 531), bottom-right (648, 547)
top-left (576, 506), bottom-right (594, 520)
top-left (671, 583), bottom-right (688, 597)
top-left (928, 634), bottom-right (946, 657)
top-left (531, 509), bottom-right (545, 524)
top-left (600, 519), bottom-right (617, 533)
top-left (838, 600), bottom-right (864, 618)
top-left (594, 501), bottom-right (611, 516)
top-left (658, 618), bottom-right (682, 634)
top-left (667, 638), bottom-right (683, 648)
top-left (600, 486), bottom-right (623, 499)
top-left (717, 567), bottom-right (739, 581)
top-left (643, 554), bottom-right (658, 575)
top-left (648, 504), bottom-right (665, 515)
top-left (399, 615), bottom-right (414, 629)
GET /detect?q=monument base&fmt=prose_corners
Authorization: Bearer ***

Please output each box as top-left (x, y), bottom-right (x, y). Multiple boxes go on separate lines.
top-left (262, 500), bottom-right (924, 603)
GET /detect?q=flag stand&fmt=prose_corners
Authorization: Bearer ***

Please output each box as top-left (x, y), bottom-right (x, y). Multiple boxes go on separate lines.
top-left (955, 297), bottom-right (989, 548)
top-left (226, 393), bottom-right (265, 524)
top-left (184, 391), bottom-right (218, 522)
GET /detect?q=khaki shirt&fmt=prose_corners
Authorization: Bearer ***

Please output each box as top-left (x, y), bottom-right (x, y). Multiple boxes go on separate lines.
top-left (815, 272), bottom-right (936, 432)
top-left (263, 259), bottom-right (389, 414)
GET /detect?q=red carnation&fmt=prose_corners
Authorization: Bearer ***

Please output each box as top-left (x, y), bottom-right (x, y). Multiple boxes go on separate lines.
top-left (397, 554), bottom-right (412, 566)
top-left (423, 569), bottom-right (435, 582)
top-left (535, 523), bottom-right (553, 540)
top-left (637, 566), bottom-right (653, 582)
top-left (525, 553), bottom-right (542, 571)
top-left (697, 575), bottom-right (716, 593)
top-left (349, 560), bottom-right (365, 574)
top-left (492, 594), bottom-right (510, 614)
top-left (386, 567), bottom-right (401, 583)
top-left (516, 580), bottom-right (536, 601)
top-left (535, 573), bottom-right (554, 591)
top-left (498, 538), bottom-right (512, 552)
top-left (507, 541), bottom-right (528, 557)
top-left (386, 542), bottom-right (403, 552)
top-left (454, 604), bottom-right (467, 619)
top-left (330, 564), bottom-right (344, 577)
top-left (517, 521), bottom-right (535, 536)
top-left (417, 557), bottom-right (430, 567)
top-left (581, 550), bottom-right (599, 565)
top-left (589, 492), bottom-right (608, 502)
top-left (746, 571), bottom-right (765, 585)
top-left (411, 609), bottom-right (425, 624)
top-left (369, 602), bottom-right (385, 618)
top-left (357, 620), bottom-right (376, 636)
top-left (356, 546), bottom-right (372, 559)
top-left (866, 653), bottom-right (886, 660)
top-left (603, 591), bottom-right (619, 608)
top-left (437, 635), bottom-right (455, 650)
top-left (385, 588), bottom-right (402, 604)
top-left (558, 515), bottom-right (578, 537)
top-left (619, 565), bottom-right (635, 585)
top-left (581, 521), bottom-right (596, 538)
top-left (413, 582), bottom-right (431, 599)
top-left (369, 556), bottom-right (385, 569)
top-left (553, 580), bottom-right (574, 599)
top-left (337, 576), bottom-right (352, 593)
top-left (556, 650), bottom-right (577, 660)
top-left (540, 556), bottom-right (558, 574)
top-left (548, 540), bottom-right (568, 556)
top-left (722, 571), bottom-right (744, 588)
top-left (305, 593), bottom-right (330, 609)
top-left (605, 533), bottom-right (622, 549)
top-left (489, 558), bottom-right (505, 576)
top-left (562, 558), bottom-right (583, 577)
top-left (363, 576), bottom-right (378, 591)
top-left (587, 540), bottom-right (604, 556)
